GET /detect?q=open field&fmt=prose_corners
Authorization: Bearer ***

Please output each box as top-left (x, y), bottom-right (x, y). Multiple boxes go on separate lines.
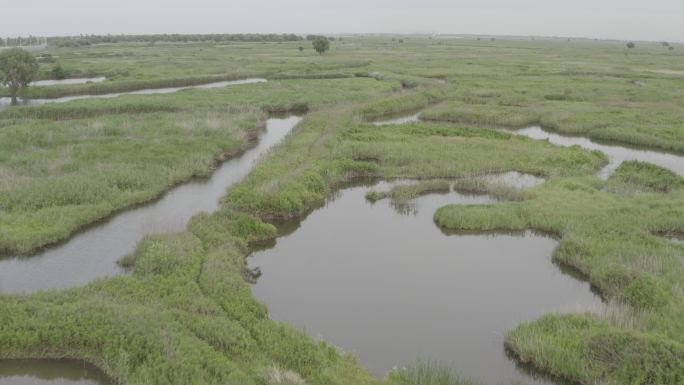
top-left (1, 37), bottom-right (683, 385)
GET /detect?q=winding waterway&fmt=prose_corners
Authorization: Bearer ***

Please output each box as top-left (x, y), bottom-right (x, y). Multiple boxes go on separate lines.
top-left (1, 102), bottom-right (680, 384)
top-left (369, 113), bottom-right (684, 179)
top-left (510, 126), bottom-right (684, 179)
top-left (248, 178), bottom-right (604, 385)
top-left (0, 78), bottom-right (267, 111)
top-left (0, 115), bottom-right (300, 294)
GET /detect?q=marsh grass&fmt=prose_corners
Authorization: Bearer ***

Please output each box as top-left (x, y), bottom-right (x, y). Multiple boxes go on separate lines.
top-left (0, 109), bottom-right (260, 254)
top-left (0, 79), bottom-right (393, 254)
top-left (357, 90), bottom-right (446, 120)
top-left (387, 361), bottom-right (480, 385)
top-left (437, 177), bottom-right (684, 384)
top-left (452, 177), bottom-right (526, 201)
top-left (605, 161), bottom-right (684, 194)
top-left (366, 180), bottom-right (451, 204)
top-left (365, 180), bottom-right (452, 214)
top-left (265, 364), bottom-right (308, 385)
top-left (2, 37), bottom-right (684, 385)
top-left (13, 74), bottom-right (262, 99)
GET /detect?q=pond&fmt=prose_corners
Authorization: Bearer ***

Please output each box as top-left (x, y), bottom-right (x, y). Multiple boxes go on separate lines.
top-left (248, 177), bottom-right (604, 385)
top-left (0, 115), bottom-right (300, 294)
top-left (0, 360), bottom-right (110, 385)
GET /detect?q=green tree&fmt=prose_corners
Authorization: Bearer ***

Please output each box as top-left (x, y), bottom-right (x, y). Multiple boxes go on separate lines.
top-left (626, 42), bottom-right (635, 49)
top-left (0, 48), bottom-right (38, 104)
top-left (312, 37), bottom-right (330, 55)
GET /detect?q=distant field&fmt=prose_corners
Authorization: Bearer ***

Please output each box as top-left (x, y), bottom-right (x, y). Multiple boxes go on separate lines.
top-left (0, 37), bottom-right (683, 385)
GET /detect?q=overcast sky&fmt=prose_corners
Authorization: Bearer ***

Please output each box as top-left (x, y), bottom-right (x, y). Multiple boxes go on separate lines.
top-left (3, 0), bottom-right (683, 42)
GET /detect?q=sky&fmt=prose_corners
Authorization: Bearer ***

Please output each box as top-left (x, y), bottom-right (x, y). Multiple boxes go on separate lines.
top-left (3, 0), bottom-right (683, 42)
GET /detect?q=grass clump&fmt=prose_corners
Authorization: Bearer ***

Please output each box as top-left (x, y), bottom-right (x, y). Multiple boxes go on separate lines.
top-left (357, 90), bottom-right (446, 120)
top-left (365, 190), bottom-right (388, 202)
top-left (606, 161), bottom-right (684, 194)
top-left (366, 180), bottom-right (451, 205)
top-left (387, 360), bottom-right (480, 385)
top-left (452, 177), bottom-right (527, 201)
top-left (265, 364), bottom-right (308, 385)
top-left (388, 180), bottom-right (452, 203)
top-left (366, 180), bottom-right (451, 214)
top-left (421, 103), bottom-right (540, 128)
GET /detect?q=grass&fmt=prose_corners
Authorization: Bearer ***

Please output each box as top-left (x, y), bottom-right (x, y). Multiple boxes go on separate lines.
top-left (434, 177), bottom-right (684, 384)
top-left (366, 180), bottom-right (452, 214)
top-left (0, 108), bottom-right (259, 254)
top-left (365, 180), bottom-right (451, 203)
top-left (452, 176), bottom-right (528, 201)
top-left (605, 161), bottom-right (684, 194)
top-left (0, 78), bottom-right (395, 254)
top-left (387, 361), bottom-right (480, 385)
top-left (1, 36), bottom-right (684, 385)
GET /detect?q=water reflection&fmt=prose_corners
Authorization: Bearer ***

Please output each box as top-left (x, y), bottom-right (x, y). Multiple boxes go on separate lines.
top-left (248, 180), bottom-right (603, 385)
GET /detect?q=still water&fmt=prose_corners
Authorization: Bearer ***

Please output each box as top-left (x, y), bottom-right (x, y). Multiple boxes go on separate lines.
top-left (0, 116), bottom-right (300, 294)
top-left (249, 177), bottom-right (604, 385)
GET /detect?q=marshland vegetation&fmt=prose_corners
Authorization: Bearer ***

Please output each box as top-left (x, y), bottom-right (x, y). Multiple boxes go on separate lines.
top-left (0, 36), bottom-right (683, 385)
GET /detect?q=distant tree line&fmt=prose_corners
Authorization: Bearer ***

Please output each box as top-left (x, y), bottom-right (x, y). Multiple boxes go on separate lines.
top-left (48, 34), bottom-right (304, 47)
top-left (1, 36), bottom-right (47, 47)
top-left (306, 35), bottom-right (337, 41)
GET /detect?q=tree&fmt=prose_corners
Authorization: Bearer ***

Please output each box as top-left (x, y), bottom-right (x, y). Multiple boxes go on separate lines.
top-left (298, 46), bottom-right (304, 52)
top-left (0, 48), bottom-right (38, 104)
top-left (312, 37), bottom-right (330, 55)
top-left (626, 42), bottom-right (635, 49)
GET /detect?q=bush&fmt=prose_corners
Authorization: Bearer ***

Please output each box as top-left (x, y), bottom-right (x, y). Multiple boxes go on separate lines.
top-left (51, 63), bottom-right (68, 79)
